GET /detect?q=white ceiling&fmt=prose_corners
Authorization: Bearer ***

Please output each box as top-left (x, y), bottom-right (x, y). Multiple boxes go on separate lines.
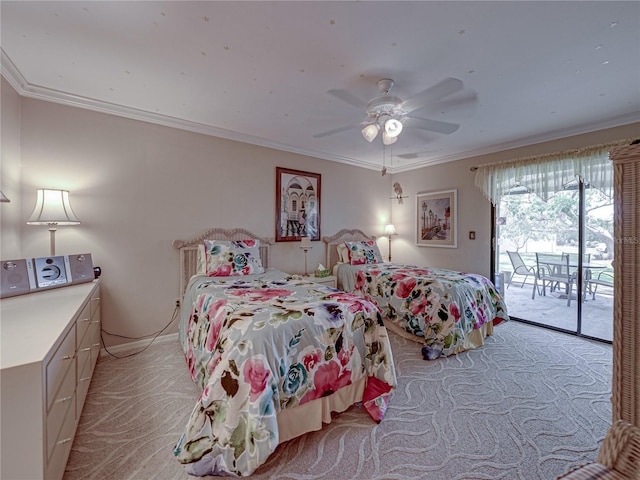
top-left (2, 1), bottom-right (639, 173)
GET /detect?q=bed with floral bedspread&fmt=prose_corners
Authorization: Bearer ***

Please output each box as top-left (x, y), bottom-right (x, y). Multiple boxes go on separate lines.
top-left (336, 262), bottom-right (509, 360)
top-left (174, 269), bottom-right (396, 477)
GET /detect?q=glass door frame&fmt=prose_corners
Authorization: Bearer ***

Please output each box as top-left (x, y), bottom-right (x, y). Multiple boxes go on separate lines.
top-left (490, 180), bottom-right (611, 344)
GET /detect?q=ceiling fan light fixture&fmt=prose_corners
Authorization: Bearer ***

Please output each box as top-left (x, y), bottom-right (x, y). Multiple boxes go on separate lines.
top-left (382, 131), bottom-right (397, 145)
top-left (384, 118), bottom-right (403, 137)
top-left (362, 123), bottom-right (380, 142)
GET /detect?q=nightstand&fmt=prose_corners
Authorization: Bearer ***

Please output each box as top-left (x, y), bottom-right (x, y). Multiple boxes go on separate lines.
top-left (310, 275), bottom-right (337, 288)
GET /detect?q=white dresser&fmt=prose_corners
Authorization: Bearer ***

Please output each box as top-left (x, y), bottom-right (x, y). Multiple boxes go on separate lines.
top-left (1, 280), bottom-right (101, 480)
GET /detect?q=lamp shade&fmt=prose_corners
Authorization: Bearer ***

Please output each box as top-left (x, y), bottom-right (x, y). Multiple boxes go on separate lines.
top-left (300, 236), bottom-right (312, 248)
top-left (384, 224), bottom-right (397, 236)
top-left (384, 118), bottom-right (403, 137)
top-left (27, 189), bottom-right (80, 225)
top-left (361, 123), bottom-right (380, 142)
top-left (382, 131), bottom-right (397, 145)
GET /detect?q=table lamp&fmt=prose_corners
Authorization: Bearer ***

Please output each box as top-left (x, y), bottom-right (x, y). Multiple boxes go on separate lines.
top-left (27, 189), bottom-right (80, 256)
top-left (300, 236), bottom-right (312, 276)
top-left (385, 223), bottom-right (397, 261)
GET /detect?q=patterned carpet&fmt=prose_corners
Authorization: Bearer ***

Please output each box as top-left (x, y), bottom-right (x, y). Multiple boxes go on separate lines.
top-left (64, 321), bottom-right (612, 480)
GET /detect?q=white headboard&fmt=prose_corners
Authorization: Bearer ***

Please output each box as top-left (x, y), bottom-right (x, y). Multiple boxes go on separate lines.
top-left (172, 228), bottom-right (273, 297)
top-left (322, 229), bottom-right (377, 270)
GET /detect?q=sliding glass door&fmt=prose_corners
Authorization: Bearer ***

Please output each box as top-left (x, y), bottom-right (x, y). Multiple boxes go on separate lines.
top-left (495, 180), bottom-right (613, 342)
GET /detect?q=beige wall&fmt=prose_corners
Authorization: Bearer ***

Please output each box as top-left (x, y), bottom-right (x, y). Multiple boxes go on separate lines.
top-left (1, 77), bottom-right (22, 259)
top-left (3, 79), bottom-right (638, 347)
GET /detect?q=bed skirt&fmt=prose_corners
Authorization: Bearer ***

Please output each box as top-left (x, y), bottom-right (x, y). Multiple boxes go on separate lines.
top-left (276, 377), bottom-right (366, 443)
top-left (382, 319), bottom-right (496, 356)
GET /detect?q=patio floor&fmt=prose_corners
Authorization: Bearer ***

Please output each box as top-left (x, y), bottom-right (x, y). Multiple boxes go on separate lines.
top-left (501, 276), bottom-right (613, 342)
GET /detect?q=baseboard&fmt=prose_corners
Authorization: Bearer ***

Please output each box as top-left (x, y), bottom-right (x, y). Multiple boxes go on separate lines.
top-left (100, 332), bottom-right (179, 357)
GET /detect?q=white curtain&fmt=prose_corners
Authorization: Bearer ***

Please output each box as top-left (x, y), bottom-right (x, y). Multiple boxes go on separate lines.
top-left (474, 139), bottom-right (635, 205)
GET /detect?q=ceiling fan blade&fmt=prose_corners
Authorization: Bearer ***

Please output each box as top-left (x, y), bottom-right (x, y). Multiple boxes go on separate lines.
top-left (430, 91), bottom-right (479, 111)
top-left (401, 77), bottom-right (464, 113)
top-left (404, 116), bottom-right (460, 134)
top-left (327, 89), bottom-right (367, 108)
top-left (312, 124), bottom-right (361, 138)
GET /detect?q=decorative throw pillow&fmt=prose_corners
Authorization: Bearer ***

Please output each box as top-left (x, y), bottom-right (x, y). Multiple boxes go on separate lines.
top-left (345, 240), bottom-right (383, 265)
top-left (196, 244), bottom-right (206, 275)
top-left (204, 239), bottom-right (265, 276)
top-left (337, 243), bottom-right (351, 263)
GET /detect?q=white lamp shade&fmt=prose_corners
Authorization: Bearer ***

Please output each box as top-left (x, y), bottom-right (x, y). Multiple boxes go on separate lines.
top-left (384, 118), bottom-right (403, 137)
top-left (27, 189), bottom-right (80, 225)
top-left (300, 236), bottom-right (312, 248)
top-left (384, 224), bottom-right (397, 235)
top-left (361, 123), bottom-right (380, 142)
top-left (382, 131), bottom-right (397, 145)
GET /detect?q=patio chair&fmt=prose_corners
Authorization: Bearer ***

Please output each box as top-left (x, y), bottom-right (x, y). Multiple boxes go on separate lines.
top-left (532, 253), bottom-right (576, 306)
top-left (586, 270), bottom-right (614, 301)
top-left (506, 251), bottom-right (535, 288)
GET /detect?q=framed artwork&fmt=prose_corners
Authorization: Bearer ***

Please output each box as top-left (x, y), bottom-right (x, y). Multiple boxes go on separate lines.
top-left (416, 189), bottom-right (457, 248)
top-left (276, 167), bottom-right (321, 242)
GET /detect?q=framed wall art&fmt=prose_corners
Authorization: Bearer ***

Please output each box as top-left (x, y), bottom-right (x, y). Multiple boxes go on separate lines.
top-left (275, 167), bottom-right (321, 242)
top-left (416, 189), bottom-right (457, 248)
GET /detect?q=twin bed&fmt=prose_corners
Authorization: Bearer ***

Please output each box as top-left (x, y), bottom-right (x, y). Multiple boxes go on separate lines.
top-left (172, 227), bottom-right (508, 476)
top-left (172, 228), bottom-right (396, 477)
top-left (323, 229), bottom-right (509, 360)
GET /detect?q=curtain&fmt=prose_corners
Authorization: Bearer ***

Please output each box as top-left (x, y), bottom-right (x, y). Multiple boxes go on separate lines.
top-left (474, 138), bottom-right (636, 205)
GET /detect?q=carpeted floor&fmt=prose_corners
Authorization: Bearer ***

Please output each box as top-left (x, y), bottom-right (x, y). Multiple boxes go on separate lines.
top-left (64, 321), bottom-right (612, 480)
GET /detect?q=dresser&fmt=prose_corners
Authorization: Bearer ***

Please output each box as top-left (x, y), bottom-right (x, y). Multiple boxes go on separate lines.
top-left (0, 280), bottom-right (101, 480)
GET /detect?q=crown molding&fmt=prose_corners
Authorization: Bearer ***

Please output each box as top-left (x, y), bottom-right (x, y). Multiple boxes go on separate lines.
top-left (3, 48), bottom-right (637, 175)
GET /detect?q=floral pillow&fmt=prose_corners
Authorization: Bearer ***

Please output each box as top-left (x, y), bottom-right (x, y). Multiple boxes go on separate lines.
top-left (345, 240), bottom-right (383, 265)
top-left (204, 239), bottom-right (265, 276)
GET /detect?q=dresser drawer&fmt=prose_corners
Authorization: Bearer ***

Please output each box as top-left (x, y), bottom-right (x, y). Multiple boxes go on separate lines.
top-left (76, 353), bottom-right (92, 421)
top-left (75, 301), bottom-right (92, 349)
top-left (45, 395), bottom-right (76, 480)
top-left (46, 324), bottom-right (77, 411)
top-left (46, 367), bottom-right (75, 459)
top-left (90, 289), bottom-right (100, 317)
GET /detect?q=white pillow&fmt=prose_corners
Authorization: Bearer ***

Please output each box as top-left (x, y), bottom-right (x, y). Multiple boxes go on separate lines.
top-left (196, 244), bottom-right (206, 274)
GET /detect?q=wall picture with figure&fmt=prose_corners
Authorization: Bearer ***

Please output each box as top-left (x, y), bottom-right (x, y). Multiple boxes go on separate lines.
top-left (416, 189), bottom-right (457, 248)
top-left (276, 167), bottom-right (321, 242)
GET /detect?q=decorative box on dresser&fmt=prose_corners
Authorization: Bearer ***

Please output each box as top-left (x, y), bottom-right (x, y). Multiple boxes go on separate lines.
top-left (1, 280), bottom-right (101, 480)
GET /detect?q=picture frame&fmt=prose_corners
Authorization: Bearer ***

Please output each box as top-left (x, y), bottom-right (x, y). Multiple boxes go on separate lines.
top-left (416, 189), bottom-right (457, 248)
top-left (276, 167), bottom-right (321, 242)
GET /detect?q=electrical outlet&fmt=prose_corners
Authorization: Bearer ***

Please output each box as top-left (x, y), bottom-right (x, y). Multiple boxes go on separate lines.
top-left (175, 298), bottom-right (181, 308)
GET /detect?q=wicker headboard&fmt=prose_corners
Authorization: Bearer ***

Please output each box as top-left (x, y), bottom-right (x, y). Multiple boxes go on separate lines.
top-left (322, 229), bottom-right (377, 270)
top-left (172, 228), bottom-right (273, 297)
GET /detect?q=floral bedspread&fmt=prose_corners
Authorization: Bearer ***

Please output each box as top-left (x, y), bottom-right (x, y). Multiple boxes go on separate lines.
top-left (338, 263), bottom-right (509, 360)
top-left (174, 270), bottom-right (396, 477)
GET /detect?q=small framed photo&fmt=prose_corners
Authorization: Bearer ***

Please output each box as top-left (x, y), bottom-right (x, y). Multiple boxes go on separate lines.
top-left (416, 189), bottom-right (457, 248)
top-left (276, 167), bottom-right (321, 242)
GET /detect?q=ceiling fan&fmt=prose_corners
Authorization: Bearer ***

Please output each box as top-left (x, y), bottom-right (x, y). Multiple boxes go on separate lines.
top-left (313, 77), bottom-right (473, 145)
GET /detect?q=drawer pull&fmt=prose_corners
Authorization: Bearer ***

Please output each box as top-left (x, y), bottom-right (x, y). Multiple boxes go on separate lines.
top-left (80, 318), bottom-right (90, 323)
top-left (62, 354), bottom-right (74, 360)
top-left (92, 343), bottom-right (101, 347)
top-left (80, 347), bottom-right (91, 352)
top-left (57, 437), bottom-right (72, 446)
top-left (80, 376), bottom-right (91, 382)
top-left (55, 396), bottom-right (73, 404)
top-left (90, 319), bottom-right (100, 324)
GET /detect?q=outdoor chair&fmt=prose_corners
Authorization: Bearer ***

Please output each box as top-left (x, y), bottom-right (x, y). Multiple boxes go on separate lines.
top-left (587, 270), bottom-right (614, 301)
top-left (532, 253), bottom-right (576, 306)
top-left (506, 251), bottom-right (535, 288)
